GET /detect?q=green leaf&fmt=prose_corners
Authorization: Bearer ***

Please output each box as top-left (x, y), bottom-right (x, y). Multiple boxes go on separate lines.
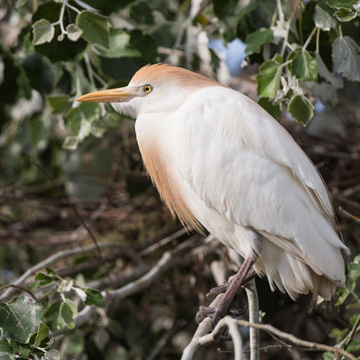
top-left (316, 52), bottom-right (343, 88)
top-left (258, 97), bottom-right (282, 119)
top-left (66, 24), bottom-right (83, 42)
top-left (83, 288), bottom-right (106, 308)
top-left (16, 67), bottom-right (32, 99)
top-left (329, 327), bottom-right (348, 342)
top-left (32, 19), bottom-right (55, 45)
top-left (80, 103), bottom-right (101, 123)
top-left (65, 108), bottom-right (83, 136)
top-left (0, 353), bottom-right (15, 360)
top-left (288, 95), bottom-right (314, 125)
top-left (60, 300), bottom-right (77, 329)
top-left (314, 5), bottom-right (337, 30)
top-left (346, 340), bottom-right (360, 352)
top-left (77, 11), bottom-right (110, 48)
top-left (0, 296), bottom-right (42, 344)
top-left (10, 0), bottom-right (27, 10)
top-left (333, 36), bottom-right (360, 81)
top-left (94, 28), bottom-right (141, 58)
top-left (10, 342), bottom-right (31, 359)
top-left (326, 0), bottom-right (357, 10)
top-left (44, 300), bottom-right (61, 333)
top-left (0, 337), bottom-right (13, 353)
top-left (65, 104), bottom-right (97, 139)
top-left (335, 8), bottom-right (357, 21)
top-left (336, 286), bottom-right (350, 305)
top-left (346, 254), bottom-right (360, 290)
top-left (323, 352), bottom-right (335, 360)
top-left (289, 49), bottom-right (318, 82)
top-left (255, 59), bottom-right (283, 99)
top-left (63, 136), bottom-right (80, 150)
top-left (34, 323), bottom-right (49, 347)
top-left (47, 95), bottom-right (71, 114)
top-left (34, 272), bottom-right (54, 287)
top-left (245, 28), bottom-right (273, 55)
top-left (30, 115), bottom-right (46, 149)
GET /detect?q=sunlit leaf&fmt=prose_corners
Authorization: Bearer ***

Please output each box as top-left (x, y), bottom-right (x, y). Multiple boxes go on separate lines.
top-left (288, 94), bottom-right (314, 125)
top-left (0, 297), bottom-right (42, 344)
top-left (77, 11), bottom-right (110, 48)
top-left (325, 0), bottom-right (357, 10)
top-left (34, 323), bottom-right (50, 347)
top-left (32, 19), bottom-right (55, 45)
top-left (334, 8), bottom-right (357, 21)
top-left (83, 288), bottom-right (106, 308)
top-left (63, 136), bottom-right (80, 150)
top-left (314, 5), bottom-right (337, 30)
top-left (333, 36), bottom-right (360, 81)
top-left (60, 300), bottom-right (77, 329)
top-left (289, 49), bottom-right (318, 82)
top-left (245, 28), bottom-right (273, 55)
top-left (94, 28), bottom-right (141, 58)
top-left (47, 94), bottom-right (71, 114)
top-left (66, 24), bottom-right (83, 42)
top-left (255, 59), bottom-right (283, 99)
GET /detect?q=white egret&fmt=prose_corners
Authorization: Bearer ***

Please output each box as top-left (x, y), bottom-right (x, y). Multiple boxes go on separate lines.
top-left (78, 63), bottom-right (347, 323)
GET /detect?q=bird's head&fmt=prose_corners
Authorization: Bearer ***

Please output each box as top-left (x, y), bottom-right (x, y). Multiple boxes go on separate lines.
top-left (77, 63), bottom-right (222, 118)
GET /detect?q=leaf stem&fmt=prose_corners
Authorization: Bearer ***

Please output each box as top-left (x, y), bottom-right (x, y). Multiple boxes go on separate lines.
top-left (339, 24), bottom-right (343, 38)
top-left (303, 26), bottom-right (317, 52)
top-left (315, 27), bottom-right (320, 53)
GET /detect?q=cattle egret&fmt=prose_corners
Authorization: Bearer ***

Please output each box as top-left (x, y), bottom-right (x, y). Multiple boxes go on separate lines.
top-left (78, 63), bottom-right (348, 324)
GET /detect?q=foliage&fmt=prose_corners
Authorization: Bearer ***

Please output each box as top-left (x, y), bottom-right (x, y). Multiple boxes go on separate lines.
top-left (0, 0), bottom-right (359, 359)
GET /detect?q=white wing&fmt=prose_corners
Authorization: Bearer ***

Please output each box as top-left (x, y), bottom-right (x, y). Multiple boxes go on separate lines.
top-left (171, 86), bottom-right (346, 287)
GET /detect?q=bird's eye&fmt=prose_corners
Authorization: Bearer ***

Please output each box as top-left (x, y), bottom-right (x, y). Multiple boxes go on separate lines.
top-left (142, 84), bottom-right (153, 94)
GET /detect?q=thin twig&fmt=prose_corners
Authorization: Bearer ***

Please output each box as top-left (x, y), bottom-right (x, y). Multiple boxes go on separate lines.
top-left (0, 242), bottom-right (121, 301)
top-left (29, 159), bottom-right (115, 288)
top-left (233, 320), bottom-right (357, 360)
top-left (0, 284), bottom-right (37, 300)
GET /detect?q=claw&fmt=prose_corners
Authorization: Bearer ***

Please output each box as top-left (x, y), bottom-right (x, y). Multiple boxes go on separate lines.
top-left (196, 305), bottom-right (216, 323)
top-left (206, 282), bottom-right (230, 302)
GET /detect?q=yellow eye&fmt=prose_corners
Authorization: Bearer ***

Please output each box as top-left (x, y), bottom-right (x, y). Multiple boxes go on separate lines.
top-left (143, 84), bottom-right (153, 93)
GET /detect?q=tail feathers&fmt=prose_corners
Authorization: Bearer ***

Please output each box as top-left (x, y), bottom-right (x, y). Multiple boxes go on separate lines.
top-left (254, 240), bottom-right (344, 302)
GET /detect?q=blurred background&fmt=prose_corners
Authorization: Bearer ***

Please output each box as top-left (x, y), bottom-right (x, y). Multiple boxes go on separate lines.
top-left (0, 0), bottom-right (359, 359)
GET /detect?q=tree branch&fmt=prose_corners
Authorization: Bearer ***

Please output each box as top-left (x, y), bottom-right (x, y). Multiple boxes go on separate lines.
top-left (244, 280), bottom-right (260, 360)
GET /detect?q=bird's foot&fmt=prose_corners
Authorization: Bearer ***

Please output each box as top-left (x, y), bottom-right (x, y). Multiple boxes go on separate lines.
top-left (206, 281), bottom-right (230, 302)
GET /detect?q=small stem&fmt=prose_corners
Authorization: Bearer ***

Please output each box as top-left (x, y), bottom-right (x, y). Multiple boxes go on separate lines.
top-left (303, 26), bottom-right (317, 51)
top-left (289, 0), bottom-right (302, 22)
top-left (276, 0), bottom-right (284, 24)
top-left (66, 3), bottom-right (81, 14)
top-left (32, 0), bottom-right (38, 13)
top-left (84, 53), bottom-right (96, 91)
top-left (58, 0), bottom-right (68, 36)
top-left (339, 25), bottom-right (343, 38)
top-left (0, 284), bottom-right (37, 300)
top-left (345, 314), bottom-right (360, 349)
top-left (316, 27), bottom-right (320, 53)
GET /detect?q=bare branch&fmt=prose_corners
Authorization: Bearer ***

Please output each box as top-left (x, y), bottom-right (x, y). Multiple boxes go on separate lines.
top-left (180, 294), bottom-right (223, 360)
top-left (233, 319), bottom-right (356, 360)
top-left (244, 280), bottom-right (260, 360)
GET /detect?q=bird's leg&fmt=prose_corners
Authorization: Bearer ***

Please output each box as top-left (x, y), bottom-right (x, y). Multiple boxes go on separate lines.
top-left (196, 253), bottom-right (259, 326)
top-left (206, 268), bottom-right (257, 302)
